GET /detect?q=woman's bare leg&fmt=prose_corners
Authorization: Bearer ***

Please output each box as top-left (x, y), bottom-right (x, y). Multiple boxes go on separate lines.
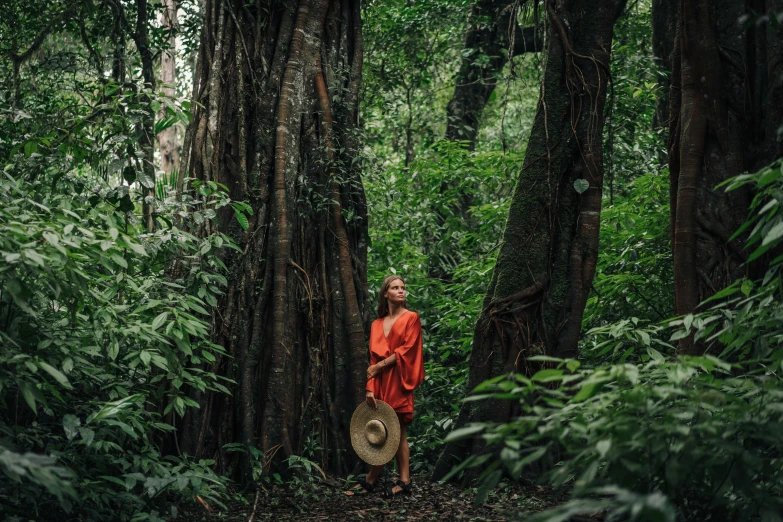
top-left (343, 464), bottom-right (384, 495)
top-left (367, 464), bottom-right (384, 483)
top-left (392, 415), bottom-right (410, 493)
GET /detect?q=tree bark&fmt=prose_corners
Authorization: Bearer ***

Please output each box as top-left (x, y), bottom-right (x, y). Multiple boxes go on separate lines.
top-left (668, 0), bottom-right (783, 355)
top-left (158, 0), bottom-right (180, 181)
top-left (432, 0), bottom-right (616, 481)
top-left (180, 0), bottom-right (368, 478)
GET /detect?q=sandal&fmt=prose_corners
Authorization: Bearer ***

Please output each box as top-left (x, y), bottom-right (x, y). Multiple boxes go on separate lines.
top-left (343, 477), bottom-right (377, 496)
top-left (382, 479), bottom-right (411, 498)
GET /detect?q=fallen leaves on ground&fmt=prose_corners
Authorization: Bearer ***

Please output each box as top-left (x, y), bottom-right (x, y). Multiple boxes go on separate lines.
top-left (185, 473), bottom-right (555, 522)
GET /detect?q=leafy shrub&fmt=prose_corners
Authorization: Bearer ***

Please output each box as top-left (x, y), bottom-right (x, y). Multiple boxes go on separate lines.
top-left (447, 353), bottom-right (783, 521)
top-left (445, 160), bottom-right (783, 521)
top-left (0, 169), bottom-right (238, 520)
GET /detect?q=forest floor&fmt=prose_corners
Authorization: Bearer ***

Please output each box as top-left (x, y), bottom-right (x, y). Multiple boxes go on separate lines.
top-left (185, 473), bottom-right (556, 521)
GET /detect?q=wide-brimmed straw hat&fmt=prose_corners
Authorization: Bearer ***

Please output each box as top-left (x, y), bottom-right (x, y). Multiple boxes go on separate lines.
top-left (350, 401), bottom-right (401, 466)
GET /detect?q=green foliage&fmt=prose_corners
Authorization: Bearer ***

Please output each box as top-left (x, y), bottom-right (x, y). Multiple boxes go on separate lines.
top-left (448, 352), bottom-right (783, 521)
top-left (584, 172), bottom-right (673, 336)
top-left (0, 165), bottom-right (238, 519)
top-left (605, 1), bottom-right (662, 197)
top-left (446, 160), bottom-right (783, 521)
top-left (0, 3), bottom-right (240, 515)
top-left (365, 140), bottom-right (525, 470)
top-left (363, 0), bottom-right (470, 160)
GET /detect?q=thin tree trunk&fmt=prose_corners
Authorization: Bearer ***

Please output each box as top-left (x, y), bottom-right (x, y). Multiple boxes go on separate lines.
top-left (431, 1), bottom-right (542, 282)
top-left (132, 0), bottom-right (157, 231)
top-left (432, 0), bottom-right (616, 481)
top-left (445, 0), bottom-right (542, 149)
top-left (158, 0), bottom-right (180, 182)
top-left (668, 0), bottom-right (783, 355)
top-left (180, 0), bottom-right (367, 478)
top-left (651, 0), bottom-right (677, 132)
top-left (445, 0), bottom-right (628, 150)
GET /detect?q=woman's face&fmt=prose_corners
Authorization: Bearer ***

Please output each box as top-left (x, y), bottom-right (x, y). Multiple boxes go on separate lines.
top-left (384, 279), bottom-right (406, 305)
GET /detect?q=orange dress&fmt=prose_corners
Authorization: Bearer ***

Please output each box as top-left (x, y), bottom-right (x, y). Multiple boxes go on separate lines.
top-left (366, 311), bottom-right (425, 425)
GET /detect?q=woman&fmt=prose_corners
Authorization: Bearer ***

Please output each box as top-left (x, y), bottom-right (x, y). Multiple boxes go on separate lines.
top-left (344, 275), bottom-right (425, 498)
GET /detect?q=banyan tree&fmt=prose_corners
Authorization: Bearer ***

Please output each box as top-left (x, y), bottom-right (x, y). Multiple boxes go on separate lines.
top-left (178, 0), bottom-right (369, 477)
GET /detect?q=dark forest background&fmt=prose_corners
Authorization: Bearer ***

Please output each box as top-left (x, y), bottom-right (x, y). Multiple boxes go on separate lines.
top-left (1, 0), bottom-right (782, 520)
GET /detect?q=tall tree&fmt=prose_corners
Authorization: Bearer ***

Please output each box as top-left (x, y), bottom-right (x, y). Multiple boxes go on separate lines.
top-left (179, 0), bottom-right (369, 477)
top-left (158, 0), bottom-right (180, 179)
top-left (131, 0), bottom-right (157, 231)
top-left (668, 0), bottom-right (783, 355)
top-left (651, 0), bottom-right (677, 132)
top-left (432, 0), bottom-right (617, 480)
top-left (445, 0), bottom-right (542, 149)
top-left (446, 0), bottom-right (628, 150)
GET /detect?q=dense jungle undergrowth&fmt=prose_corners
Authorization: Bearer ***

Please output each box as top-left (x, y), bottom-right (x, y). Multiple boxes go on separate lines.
top-left (2, 0), bottom-right (783, 521)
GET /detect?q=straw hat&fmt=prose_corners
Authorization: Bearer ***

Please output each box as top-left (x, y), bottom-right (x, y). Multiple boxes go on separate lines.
top-left (350, 401), bottom-right (401, 466)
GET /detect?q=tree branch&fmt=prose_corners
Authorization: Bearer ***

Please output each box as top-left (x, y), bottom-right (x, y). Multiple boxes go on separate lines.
top-left (8, 2), bottom-right (80, 65)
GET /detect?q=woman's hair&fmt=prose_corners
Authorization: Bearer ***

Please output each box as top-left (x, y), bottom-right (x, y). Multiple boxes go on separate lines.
top-left (377, 274), bottom-right (406, 318)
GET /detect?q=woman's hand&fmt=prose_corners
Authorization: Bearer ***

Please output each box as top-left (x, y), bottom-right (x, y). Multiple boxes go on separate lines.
top-left (365, 391), bottom-right (377, 409)
top-left (366, 364), bottom-right (381, 380)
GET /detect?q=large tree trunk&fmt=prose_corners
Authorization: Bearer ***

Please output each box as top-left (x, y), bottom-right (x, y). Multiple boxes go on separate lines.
top-left (668, 0), bottom-right (783, 355)
top-left (158, 0), bottom-right (180, 179)
top-left (179, 0), bottom-right (368, 478)
top-left (432, 0), bottom-right (616, 481)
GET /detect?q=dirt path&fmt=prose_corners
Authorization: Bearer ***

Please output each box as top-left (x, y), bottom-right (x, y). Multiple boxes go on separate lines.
top-left (190, 474), bottom-right (553, 522)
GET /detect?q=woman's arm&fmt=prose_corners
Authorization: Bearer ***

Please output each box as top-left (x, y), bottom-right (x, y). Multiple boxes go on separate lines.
top-left (379, 353), bottom-right (396, 369)
top-left (367, 353), bottom-right (396, 380)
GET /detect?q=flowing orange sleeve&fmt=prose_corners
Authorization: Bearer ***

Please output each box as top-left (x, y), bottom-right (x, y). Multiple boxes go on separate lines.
top-left (366, 321), bottom-right (382, 394)
top-left (394, 313), bottom-right (425, 392)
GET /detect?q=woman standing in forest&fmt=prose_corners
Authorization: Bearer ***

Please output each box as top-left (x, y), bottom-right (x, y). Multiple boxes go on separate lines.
top-left (344, 275), bottom-right (425, 498)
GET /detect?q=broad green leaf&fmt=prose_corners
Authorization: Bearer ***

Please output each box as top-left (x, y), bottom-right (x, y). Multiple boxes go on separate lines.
top-left (63, 415), bottom-right (81, 440)
top-left (100, 475), bottom-right (127, 488)
top-left (701, 283), bottom-right (739, 304)
top-left (151, 312), bottom-right (168, 330)
top-left (762, 221), bottom-right (783, 246)
top-left (108, 342), bottom-right (119, 360)
top-left (80, 428), bottom-right (95, 446)
top-left (111, 253), bottom-right (128, 269)
top-left (531, 369), bottom-right (564, 382)
top-left (444, 424), bottom-right (485, 442)
top-left (24, 249), bottom-right (46, 266)
top-left (573, 179), bottom-right (589, 194)
top-left (596, 439), bottom-right (611, 457)
top-left (758, 166), bottom-right (782, 187)
top-left (235, 210), bottom-right (249, 230)
top-left (20, 382), bottom-right (38, 415)
top-left (646, 347), bottom-right (664, 362)
top-left (137, 172), bottom-right (155, 188)
top-left (39, 362), bottom-right (71, 389)
top-left (571, 382), bottom-right (600, 403)
top-left (139, 351), bottom-right (152, 366)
